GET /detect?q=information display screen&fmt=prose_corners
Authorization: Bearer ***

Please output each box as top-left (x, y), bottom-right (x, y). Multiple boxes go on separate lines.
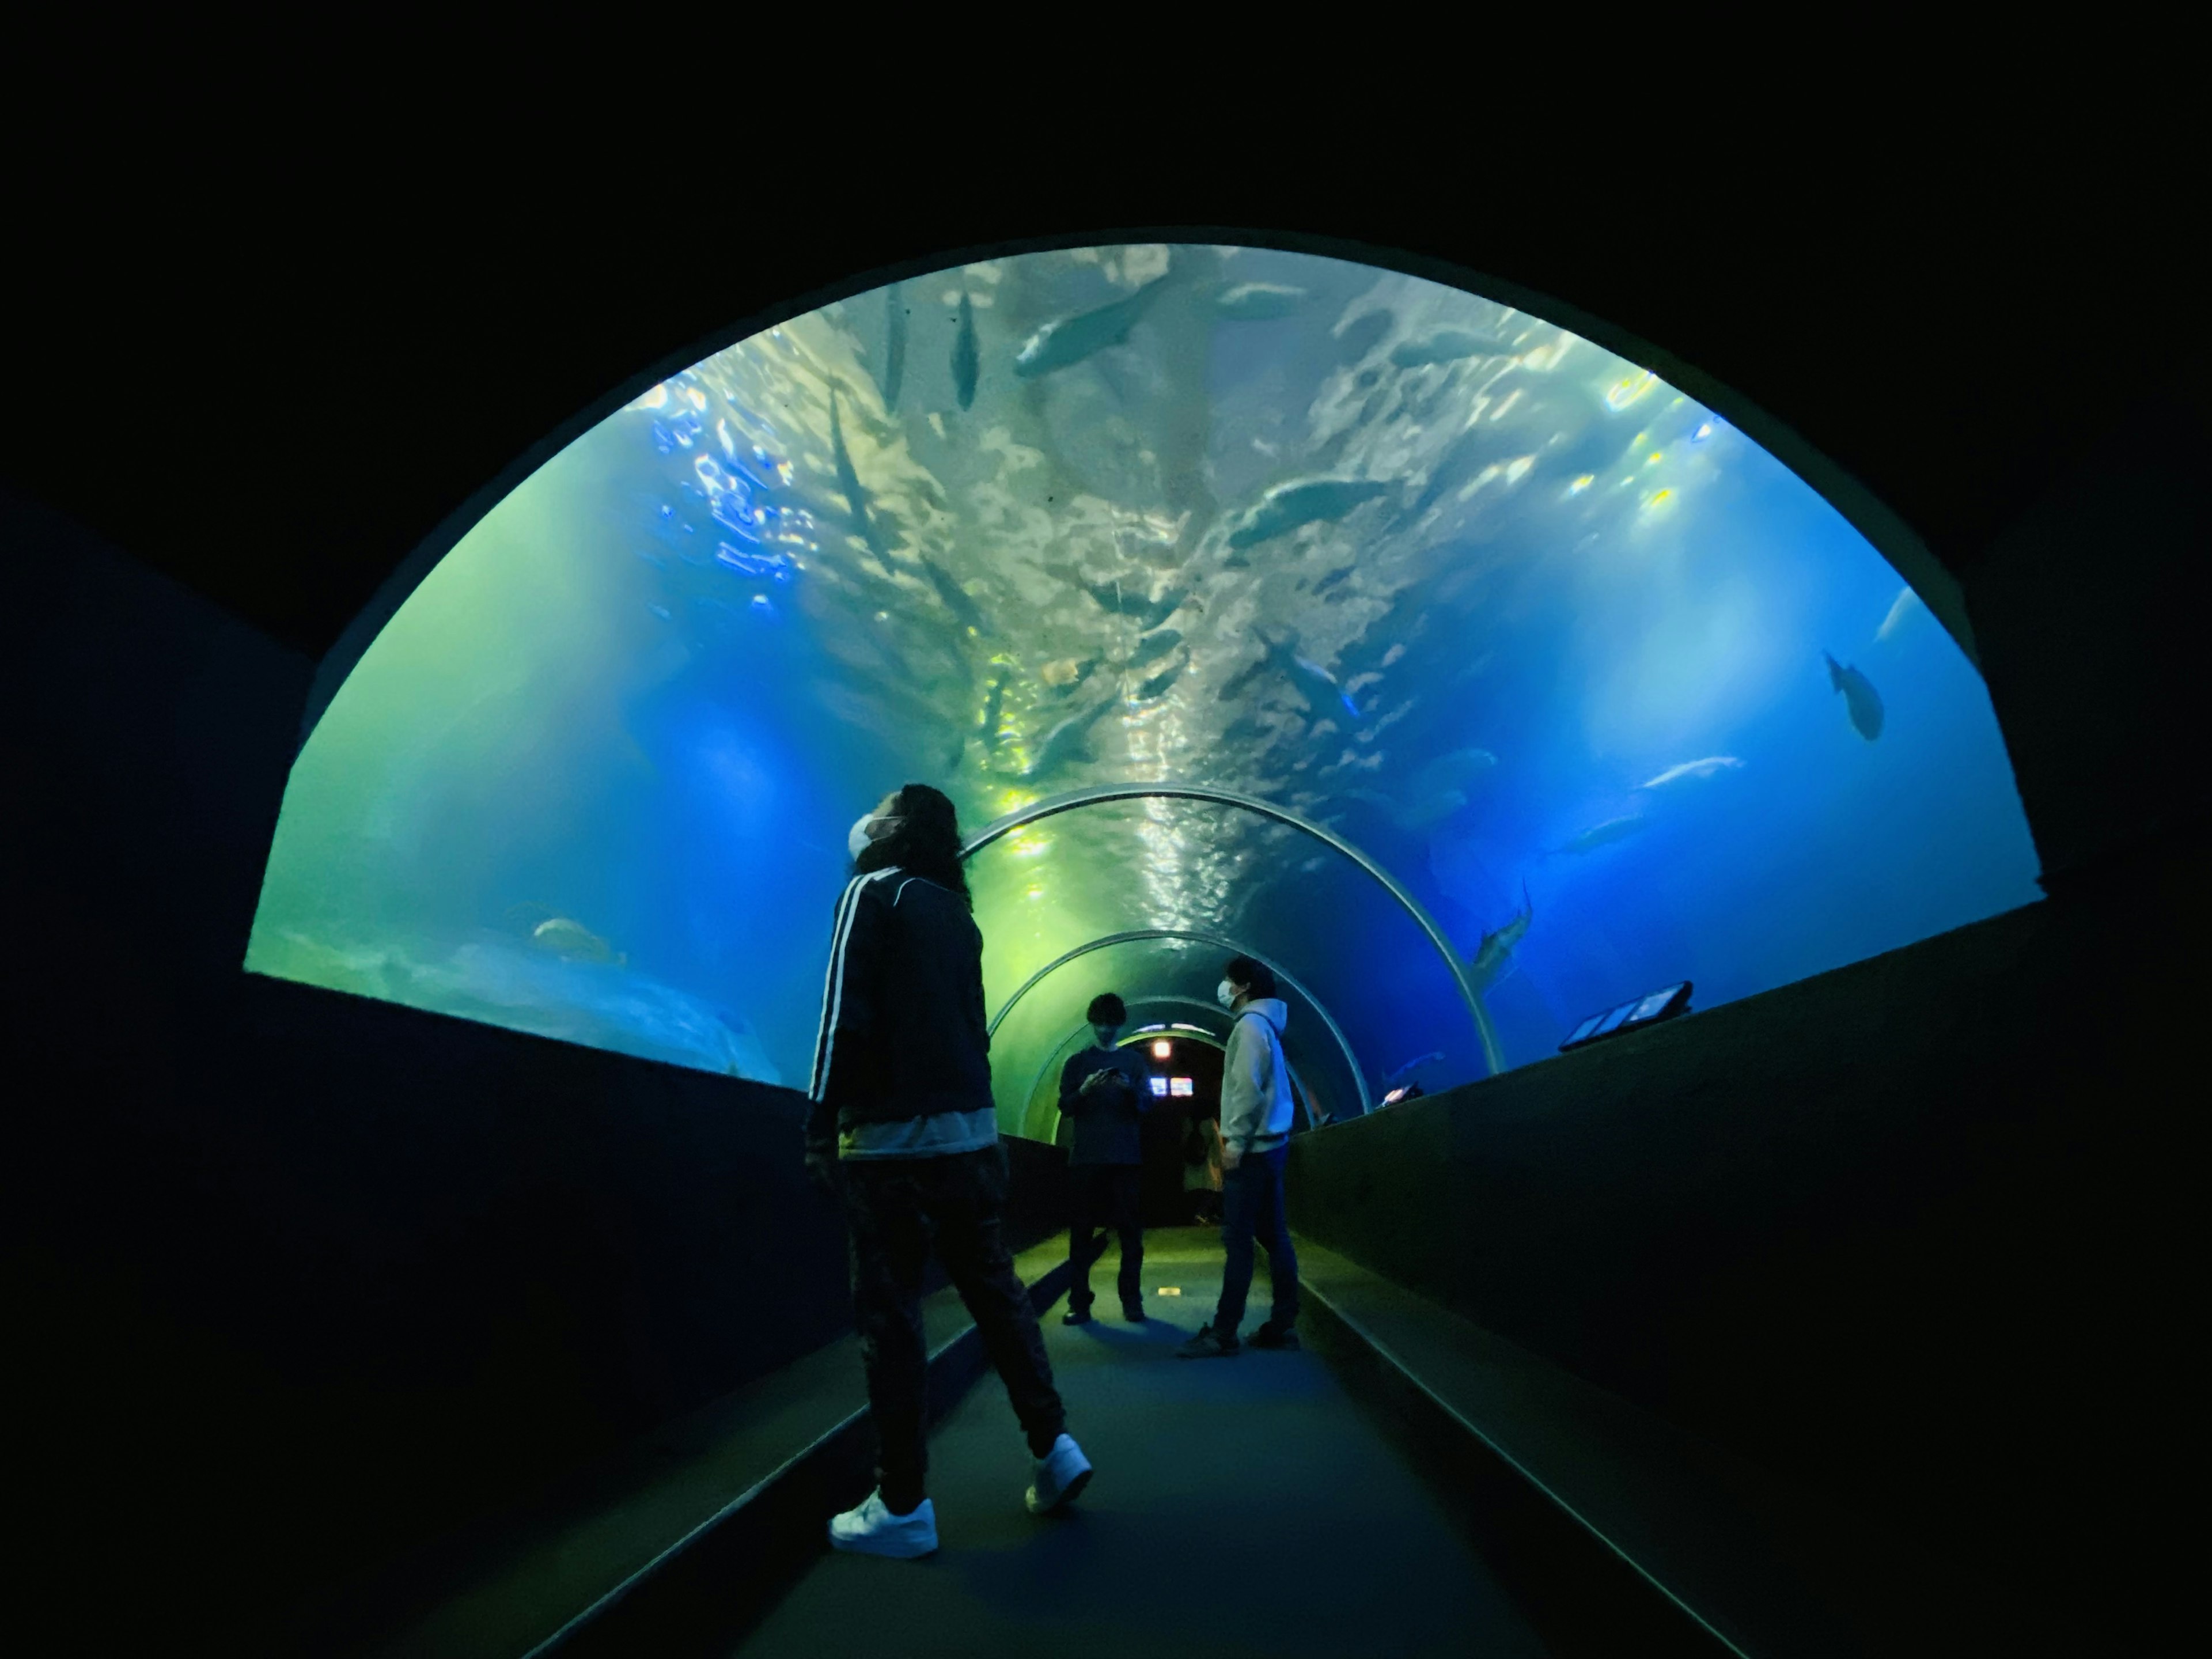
top-left (1566, 1013), bottom-right (1606, 1046)
top-left (1147, 1077), bottom-right (1169, 1097)
top-left (1169, 1077), bottom-right (1194, 1097)
top-left (1593, 1002), bottom-right (1638, 1037)
top-left (1630, 984), bottom-right (1685, 1022)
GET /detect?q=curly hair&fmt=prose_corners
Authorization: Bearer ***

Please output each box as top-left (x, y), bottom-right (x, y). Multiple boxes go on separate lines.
top-left (854, 782), bottom-right (972, 907)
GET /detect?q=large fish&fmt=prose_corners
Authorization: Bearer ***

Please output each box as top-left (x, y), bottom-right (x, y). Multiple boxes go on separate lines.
top-left (1020, 696), bottom-right (1117, 782)
top-left (922, 558), bottom-right (989, 636)
top-left (1638, 756), bottom-right (1744, 790)
top-left (951, 292), bottom-right (979, 410)
top-left (1550, 815), bottom-right (1649, 857)
top-left (531, 916), bottom-right (624, 968)
top-left (828, 387), bottom-right (892, 562)
top-left (1226, 477), bottom-right (1393, 550)
top-left (882, 282), bottom-right (907, 411)
top-left (1013, 271), bottom-right (1172, 379)
top-left (1388, 328), bottom-right (1508, 369)
top-left (1823, 652), bottom-right (1885, 740)
top-left (1466, 881), bottom-right (1533, 993)
top-left (1348, 786), bottom-right (1468, 833)
top-left (1216, 281), bottom-right (1307, 320)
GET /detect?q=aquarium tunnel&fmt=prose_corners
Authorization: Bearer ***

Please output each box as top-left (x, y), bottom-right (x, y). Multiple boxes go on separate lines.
top-left (247, 241), bottom-right (2041, 1132)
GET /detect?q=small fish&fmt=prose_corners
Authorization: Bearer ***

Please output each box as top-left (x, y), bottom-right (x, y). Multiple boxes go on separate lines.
top-left (922, 558), bottom-right (989, 635)
top-left (1388, 328), bottom-right (1505, 369)
top-left (1127, 628), bottom-right (1182, 671)
top-left (1551, 815), bottom-right (1649, 857)
top-left (882, 283), bottom-right (907, 411)
top-left (1309, 565), bottom-right (1355, 599)
top-left (1216, 281), bottom-right (1307, 320)
top-left (1226, 478), bottom-right (1393, 550)
top-left (1082, 579), bottom-right (1187, 631)
top-left (1133, 660), bottom-right (1184, 700)
top-left (1021, 696), bottom-right (1117, 782)
top-left (1824, 652), bottom-right (1885, 741)
top-left (952, 292), bottom-right (979, 411)
top-left (1876, 586), bottom-right (1922, 643)
top-left (1253, 630), bottom-right (1360, 721)
top-left (1638, 756), bottom-right (1745, 790)
top-left (828, 387), bottom-right (891, 562)
top-left (1014, 271), bottom-right (1172, 379)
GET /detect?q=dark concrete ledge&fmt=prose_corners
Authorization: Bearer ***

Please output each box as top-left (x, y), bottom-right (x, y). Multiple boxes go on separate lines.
top-left (1298, 1239), bottom-right (1939, 1659)
top-left (289, 1238), bottom-right (1070, 1659)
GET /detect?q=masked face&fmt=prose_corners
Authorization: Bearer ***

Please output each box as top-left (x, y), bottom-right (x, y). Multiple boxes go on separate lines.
top-left (1216, 979), bottom-right (1241, 1010)
top-left (848, 809), bottom-right (902, 861)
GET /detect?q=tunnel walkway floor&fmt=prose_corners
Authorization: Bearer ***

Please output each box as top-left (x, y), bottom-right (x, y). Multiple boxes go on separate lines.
top-left (733, 1229), bottom-right (1555, 1659)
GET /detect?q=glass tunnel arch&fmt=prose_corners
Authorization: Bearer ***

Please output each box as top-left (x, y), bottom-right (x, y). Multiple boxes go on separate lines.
top-left (247, 238), bottom-right (2042, 1118)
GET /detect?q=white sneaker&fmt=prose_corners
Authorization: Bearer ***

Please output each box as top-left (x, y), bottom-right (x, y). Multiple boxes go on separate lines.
top-left (1025, 1434), bottom-right (1093, 1515)
top-left (827, 1490), bottom-right (938, 1558)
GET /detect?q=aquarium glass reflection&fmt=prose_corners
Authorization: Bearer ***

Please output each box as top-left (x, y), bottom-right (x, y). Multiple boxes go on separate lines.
top-left (247, 244), bottom-right (2040, 1103)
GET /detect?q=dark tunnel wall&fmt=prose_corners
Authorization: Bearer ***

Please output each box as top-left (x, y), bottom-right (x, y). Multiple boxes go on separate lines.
top-left (3, 491), bottom-right (859, 1651)
top-left (1284, 432), bottom-right (2207, 1652)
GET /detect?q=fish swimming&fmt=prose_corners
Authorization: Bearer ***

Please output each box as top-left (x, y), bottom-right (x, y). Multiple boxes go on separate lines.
top-left (1388, 328), bottom-right (1505, 369)
top-left (1399, 426), bottom-right (1491, 527)
top-left (1134, 660), bottom-right (1184, 700)
top-left (1466, 880), bottom-right (1533, 991)
top-left (1309, 565), bottom-right (1355, 600)
top-left (828, 387), bottom-right (892, 562)
top-left (1415, 748), bottom-right (1497, 800)
top-left (1013, 271), bottom-right (1172, 379)
top-left (1020, 696), bottom-right (1117, 781)
top-left (1216, 281), bottom-right (1307, 320)
top-left (951, 292), bottom-right (978, 411)
top-left (1823, 652), bottom-right (1885, 740)
top-left (977, 673), bottom-right (1007, 755)
top-left (1348, 786), bottom-right (1467, 832)
top-left (1333, 309), bottom-right (1393, 364)
top-left (1638, 756), bottom-right (1745, 790)
top-left (1083, 579), bottom-right (1187, 631)
top-left (1384, 1051), bottom-right (1446, 1084)
top-left (1040, 656), bottom-right (1097, 692)
top-left (531, 916), bottom-right (624, 967)
top-left (1551, 815), bottom-right (1649, 857)
top-left (1226, 477), bottom-right (1393, 550)
top-left (1127, 627), bottom-right (1181, 670)
top-left (882, 283), bottom-right (907, 411)
top-left (1876, 586), bottom-right (1922, 643)
top-left (1239, 630), bottom-right (1360, 721)
top-left (922, 558), bottom-right (989, 635)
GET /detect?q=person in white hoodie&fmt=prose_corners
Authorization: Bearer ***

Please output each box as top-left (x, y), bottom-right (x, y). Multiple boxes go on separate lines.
top-left (1179, 956), bottom-right (1302, 1358)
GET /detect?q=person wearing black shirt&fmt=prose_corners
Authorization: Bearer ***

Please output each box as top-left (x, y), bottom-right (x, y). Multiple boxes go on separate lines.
top-left (1057, 993), bottom-right (1152, 1324)
top-left (808, 785), bottom-right (1092, 1559)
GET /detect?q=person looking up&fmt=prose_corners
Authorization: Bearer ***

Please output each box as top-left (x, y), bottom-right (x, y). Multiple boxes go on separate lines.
top-left (1058, 993), bottom-right (1152, 1325)
top-left (808, 784), bottom-right (1092, 1558)
top-left (1179, 957), bottom-right (1301, 1358)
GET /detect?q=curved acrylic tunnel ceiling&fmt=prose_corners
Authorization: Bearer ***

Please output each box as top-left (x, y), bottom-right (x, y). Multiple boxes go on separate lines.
top-left (247, 242), bottom-right (2042, 1111)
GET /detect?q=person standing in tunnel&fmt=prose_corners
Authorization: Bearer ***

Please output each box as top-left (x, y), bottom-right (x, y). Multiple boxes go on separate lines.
top-left (1179, 957), bottom-right (1301, 1358)
top-left (1058, 993), bottom-right (1152, 1325)
top-left (807, 784), bottom-right (1092, 1558)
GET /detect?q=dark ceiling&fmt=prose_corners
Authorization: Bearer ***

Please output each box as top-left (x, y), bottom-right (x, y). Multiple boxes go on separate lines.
top-left (6, 124), bottom-right (2198, 661)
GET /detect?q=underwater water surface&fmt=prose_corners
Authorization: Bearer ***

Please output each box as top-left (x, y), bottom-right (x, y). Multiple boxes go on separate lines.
top-left (247, 244), bottom-right (2041, 1108)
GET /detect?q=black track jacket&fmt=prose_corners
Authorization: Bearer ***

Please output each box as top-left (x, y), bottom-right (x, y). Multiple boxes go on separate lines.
top-left (806, 868), bottom-right (995, 1157)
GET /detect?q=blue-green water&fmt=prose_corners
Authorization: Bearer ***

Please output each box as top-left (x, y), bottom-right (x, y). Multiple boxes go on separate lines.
top-left (247, 244), bottom-right (2040, 1115)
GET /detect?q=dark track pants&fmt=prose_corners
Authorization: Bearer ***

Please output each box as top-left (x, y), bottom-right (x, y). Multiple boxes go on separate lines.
top-left (1067, 1162), bottom-right (1143, 1313)
top-left (842, 1144), bottom-right (1065, 1512)
top-left (1214, 1143), bottom-right (1300, 1339)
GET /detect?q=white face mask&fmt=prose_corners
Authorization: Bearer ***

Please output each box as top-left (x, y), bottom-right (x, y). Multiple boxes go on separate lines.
top-left (849, 812), bottom-right (898, 861)
top-left (1216, 979), bottom-right (1240, 1010)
